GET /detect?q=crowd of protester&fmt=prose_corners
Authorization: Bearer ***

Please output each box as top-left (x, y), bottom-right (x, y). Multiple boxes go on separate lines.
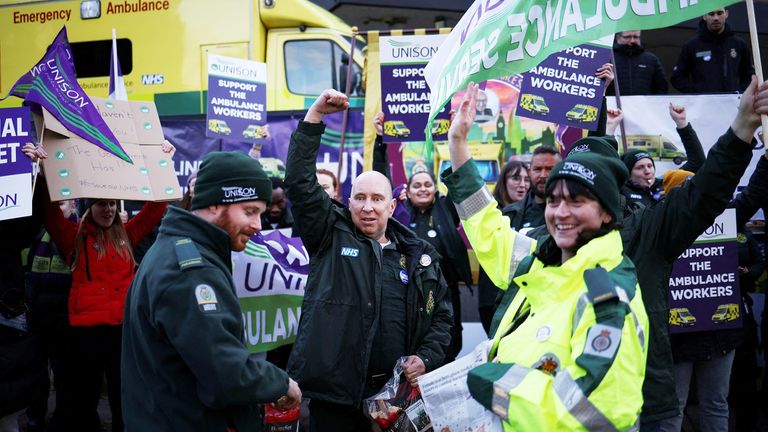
top-left (1, 7), bottom-right (768, 432)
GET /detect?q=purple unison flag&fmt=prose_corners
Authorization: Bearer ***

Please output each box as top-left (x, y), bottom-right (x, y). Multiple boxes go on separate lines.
top-left (4, 29), bottom-right (68, 100)
top-left (6, 27), bottom-right (132, 164)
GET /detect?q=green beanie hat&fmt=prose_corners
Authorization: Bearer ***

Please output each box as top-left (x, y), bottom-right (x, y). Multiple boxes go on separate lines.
top-left (190, 152), bottom-right (272, 210)
top-left (546, 152), bottom-right (628, 222)
top-left (566, 136), bottom-right (620, 159)
top-left (621, 149), bottom-right (655, 173)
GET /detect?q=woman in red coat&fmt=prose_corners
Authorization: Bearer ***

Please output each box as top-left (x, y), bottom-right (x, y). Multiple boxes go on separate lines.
top-left (43, 145), bottom-right (173, 432)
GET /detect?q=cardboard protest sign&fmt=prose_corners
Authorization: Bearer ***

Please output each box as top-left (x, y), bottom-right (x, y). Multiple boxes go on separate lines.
top-left (206, 54), bottom-right (267, 143)
top-left (423, 0), bottom-right (739, 134)
top-left (232, 230), bottom-right (307, 353)
top-left (668, 209), bottom-right (742, 334)
top-left (380, 34), bottom-right (449, 143)
top-left (41, 97), bottom-right (181, 201)
top-left (0, 107), bottom-right (33, 221)
top-left (516, 37), bottom-right (611, 130)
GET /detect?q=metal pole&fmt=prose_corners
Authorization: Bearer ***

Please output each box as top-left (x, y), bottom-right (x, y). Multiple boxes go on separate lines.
top-left (610, 50), bottom-right (628, 153)
top-left (337, 27), bottom-right (357, 195)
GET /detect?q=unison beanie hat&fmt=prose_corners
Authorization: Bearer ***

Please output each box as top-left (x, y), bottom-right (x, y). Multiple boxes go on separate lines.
top-left (566, 136), bottom-right (620, 159)
top-left (662, 169), bottom-right (694, 196)
top-left (622, 149), bottom-right (655, 173)
top-left (546, 152), bottom-right (628, 222)
top-left (190, 152), bottom-right (272, 210)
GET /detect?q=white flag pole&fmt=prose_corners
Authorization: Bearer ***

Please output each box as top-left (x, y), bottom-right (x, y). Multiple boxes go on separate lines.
top-left (745, 0), bottom-right (767, 133)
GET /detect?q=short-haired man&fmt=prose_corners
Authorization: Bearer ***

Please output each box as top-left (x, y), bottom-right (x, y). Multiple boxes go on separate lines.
top-left (262, 178), bottom-right (294, 231)
top-left (285, 90), bottom-right (452, 431)
top-left (122, 152), bottom-right (301, 432)
top-left (607, 30), bottom-right (668, 96)
top-left (502, 145), bottom-right (560, 230)
top-left (671, 8), bottom-right (754, 93)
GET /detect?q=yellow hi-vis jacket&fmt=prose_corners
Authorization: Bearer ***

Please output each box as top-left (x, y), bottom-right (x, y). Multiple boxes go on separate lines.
top-left (442, 160), bottom-right (649, 431)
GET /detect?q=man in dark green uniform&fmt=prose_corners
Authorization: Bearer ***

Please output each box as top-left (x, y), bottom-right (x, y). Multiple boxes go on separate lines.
top-left (122, 152), bottom-right (301, 432)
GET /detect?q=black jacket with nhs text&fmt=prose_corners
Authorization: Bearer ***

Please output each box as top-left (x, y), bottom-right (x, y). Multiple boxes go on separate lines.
top-left (285, 121), bottom-right (452, 406)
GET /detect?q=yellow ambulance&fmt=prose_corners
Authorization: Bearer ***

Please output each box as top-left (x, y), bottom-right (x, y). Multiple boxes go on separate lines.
top-left (0, 0), bottom-right (365, 115)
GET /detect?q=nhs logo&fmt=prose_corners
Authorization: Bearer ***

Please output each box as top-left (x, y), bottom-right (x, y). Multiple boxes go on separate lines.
top-left (142, 74), bottom-right (165, 85)
top-left (340, 247), bottom-right (359, 257)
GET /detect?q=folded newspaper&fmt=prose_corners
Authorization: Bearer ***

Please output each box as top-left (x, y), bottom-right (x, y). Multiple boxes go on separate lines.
top-left (417, 340), bottom-right (502, 432)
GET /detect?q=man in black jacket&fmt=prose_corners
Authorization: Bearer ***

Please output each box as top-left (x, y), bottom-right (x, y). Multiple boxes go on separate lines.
top-left (285, 90), bottom-right (452, 432)
top-left (671, 8), bottom-right (754, 94)
top-left (607, 30), bottom-right (668, 96)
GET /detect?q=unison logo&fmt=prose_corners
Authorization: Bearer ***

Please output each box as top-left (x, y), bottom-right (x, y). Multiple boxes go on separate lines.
top-left (561, 162), bottom-right (596, 183)
top-left (390, 45), bottom-right (439, 60)
top-left (31, 53), bottom-right (89, 108)
top-left (222, 186), bottom-right (257, 198)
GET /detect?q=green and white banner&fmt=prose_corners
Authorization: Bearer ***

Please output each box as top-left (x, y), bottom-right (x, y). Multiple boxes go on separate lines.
top-left (424, 0), bottom-right (740, 129)
top-left (232, 230), bottom-right (307, 353)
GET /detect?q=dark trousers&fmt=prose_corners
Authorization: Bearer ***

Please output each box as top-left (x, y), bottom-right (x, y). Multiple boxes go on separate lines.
top-left (50, 325), bottom-right (123, 432)
top-left (309, 400), bottom-right (372, 432)
top-left (729, 326), bottom-right (759, 431)
top-left (26, 295), bottom-right (69, 426)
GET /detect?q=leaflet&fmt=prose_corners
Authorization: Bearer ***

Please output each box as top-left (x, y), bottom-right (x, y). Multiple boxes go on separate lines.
top-left (418, 341), bottom-right (502, 432)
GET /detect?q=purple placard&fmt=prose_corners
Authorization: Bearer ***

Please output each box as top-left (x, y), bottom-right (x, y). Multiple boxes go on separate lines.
top-left (206, 54), bottom-right (267, 144)
top-left (165, 109), bottom-right (365, 206)
top-left (668, 240), bottom-right (742, 334)
top-left (0, 107), bottom-right (32, 176)
top-left (380, 34), bottom-right (450, 144)
top-left (517, 43), bottom-right (611, 131)
top-left (381, 64), bottom-right (450, 143)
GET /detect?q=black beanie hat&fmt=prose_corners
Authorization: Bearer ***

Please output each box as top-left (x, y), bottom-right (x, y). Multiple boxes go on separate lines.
top-left (566, 136), bottom-right (620, 159)
top-left (621, 149), bottom-right (655, 173)
top-left (82, 198), bottom-right (98, 210)
top-left (190, 152), bottom-right (272, 210)
top-left (546, 152), bottom-right (628, 222)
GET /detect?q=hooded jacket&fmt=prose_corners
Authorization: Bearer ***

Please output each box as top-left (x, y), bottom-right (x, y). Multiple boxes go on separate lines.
top-left (284, 121), bottom-right (452, 406)
top-left (445, 126), bottom-right (755, 424)
top-left (45, 198), bottom-right (167, 326)
top-left (671, 20), bottom-right (754, 94)
top-left (470, 232), bottom-right (648, 431)
top-left (442, 162), bottom-right (648, 430)
top-left (607, 42), bottom-right (668, 96)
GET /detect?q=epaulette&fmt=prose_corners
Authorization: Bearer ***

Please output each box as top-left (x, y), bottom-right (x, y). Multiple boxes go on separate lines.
top-left (174, 238), bottom-right (204, 270)
top-left (583, 266), bottom-right (619, 305)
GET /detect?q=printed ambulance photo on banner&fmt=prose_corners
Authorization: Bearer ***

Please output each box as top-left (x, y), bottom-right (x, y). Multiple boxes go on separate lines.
top-left (519, 93), bottom-right (550, 116)
top-left (384, 120), bottom-right (411, 139)
top-left (208, 119), bottom-right (232, 135)
top-left (669, 307), bottom-right (697, 327)
top-left (447, 77), bottom-right (582, 160)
